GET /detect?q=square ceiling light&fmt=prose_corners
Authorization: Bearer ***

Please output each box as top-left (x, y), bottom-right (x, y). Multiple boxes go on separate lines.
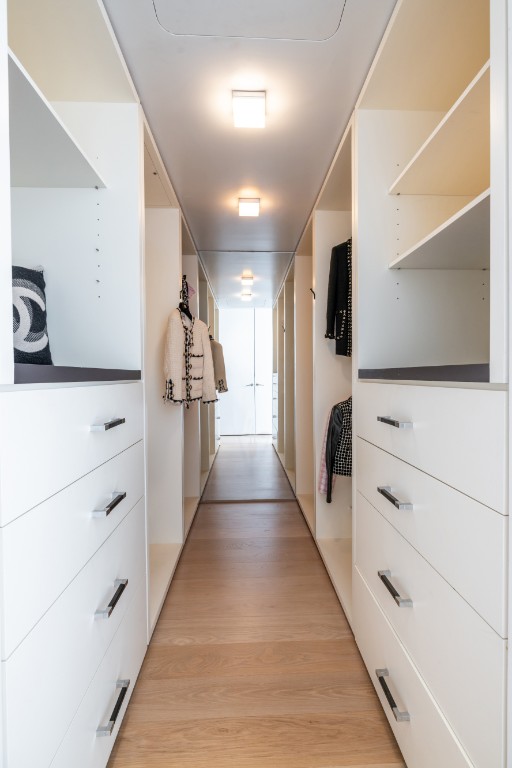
top-left (232, 91), bottom-right (266, 128)
top-left (238, 198), bottom-right (260, 217)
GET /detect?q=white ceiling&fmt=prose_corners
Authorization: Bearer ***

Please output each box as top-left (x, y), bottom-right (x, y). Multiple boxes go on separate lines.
top-left (103, 0), bottom-right (397, 307)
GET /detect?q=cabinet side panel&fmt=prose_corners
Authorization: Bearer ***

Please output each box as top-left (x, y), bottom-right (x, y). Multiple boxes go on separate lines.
top-left (294, 254), bottom-right (314, 497)
top-left (0, 0), bottom-right (13, 384)
top-left (144, 207), bottom-right (183, 544)
top-left (313, 210), bottom-right (352, 539)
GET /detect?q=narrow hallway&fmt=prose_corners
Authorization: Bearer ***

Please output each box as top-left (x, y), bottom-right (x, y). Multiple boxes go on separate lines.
top-left (108, 438), bottom-right (404, 768)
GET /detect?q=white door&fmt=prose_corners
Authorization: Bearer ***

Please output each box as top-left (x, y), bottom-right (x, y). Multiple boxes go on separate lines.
top-left (219, 308), bottom-right (273, 435)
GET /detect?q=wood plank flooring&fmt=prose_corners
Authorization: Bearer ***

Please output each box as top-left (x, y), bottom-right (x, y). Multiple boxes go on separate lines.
top-left (201, 436), bottom-right (295, 502)
top-left (108, 440), bottom-right (404, 768)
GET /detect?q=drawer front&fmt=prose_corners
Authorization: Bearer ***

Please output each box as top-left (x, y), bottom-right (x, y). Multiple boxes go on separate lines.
top-left (3, 500), bottom-right (146, 768)
top-left (355, 493), bottom-right (506, 768)
top-left (0, 381), bottom-right (143, 524)
top-left (356, 382), bottom-right (506, 512)
top-left (50, 581), bottom-right (147, 768)
top-left (353, 567), bottom-right (473, 768)
top-left (356, 437), bottom-right (507, 636)
top-left (1, 441), bottom-right (144, 660)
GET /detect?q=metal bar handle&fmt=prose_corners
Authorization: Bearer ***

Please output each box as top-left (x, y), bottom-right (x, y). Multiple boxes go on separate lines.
top-left (95, 579), bottom-right (129, 619)
top-left (377, 486), bottom-right (413, 511)
top-left (378, 570), bottom-right (413, 608)
top-left (90, 417), bottom-right (126, 432)
top-left (96, 679), bottom-right (131, 736)
top-left (377, 416), bottom-right (413, 429)
top-left (92, 491), bottom-right (127, 519)
top-left (375, 669), bottom-right (410, 722)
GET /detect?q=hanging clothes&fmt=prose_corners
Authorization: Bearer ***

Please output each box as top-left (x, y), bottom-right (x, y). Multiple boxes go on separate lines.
top-left (325, 238), bottom-right (352, 356)
top-left (323, 396), bottom-right (352, 503)
top-left (318, 415), bottom-right (336, 497)
top-left (163, 308), bottom-right (217, 406)
top-left (210, 337), bottom-right (228, 393)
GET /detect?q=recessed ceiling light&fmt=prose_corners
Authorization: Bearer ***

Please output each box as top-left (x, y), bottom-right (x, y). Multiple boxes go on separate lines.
top-left (232, 91), bottom-right (266, 128)
top-left (239, 198), bottom-right (260, 217)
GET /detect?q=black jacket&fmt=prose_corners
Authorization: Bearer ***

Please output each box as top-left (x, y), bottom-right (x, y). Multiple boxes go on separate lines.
top-left (325, 238), bottom-right (352, 356)
top-left (325, 397), bottom-right (352, 503)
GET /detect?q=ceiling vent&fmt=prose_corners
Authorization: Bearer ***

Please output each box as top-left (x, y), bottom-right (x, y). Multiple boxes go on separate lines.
top-left (152, 0), bottom-right (347, 42)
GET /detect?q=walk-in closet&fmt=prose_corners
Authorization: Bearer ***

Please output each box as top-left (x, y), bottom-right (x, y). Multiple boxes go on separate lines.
top-left (0, 0), bottom-right (511, 766)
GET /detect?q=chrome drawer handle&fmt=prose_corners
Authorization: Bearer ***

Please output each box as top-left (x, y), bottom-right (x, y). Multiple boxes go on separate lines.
top-left (95, 579), bottom-right (129, 619)
top-left (96, 679), bottom-right (131, 736)
top-left (377, 486), bottom-right (413, 511)
top-left (375, 669), bottom-right (410, 722)
top-left (90, 417), bottom-right (126, 432)
top-left (378, 570), bottom-right (413, 607)
top-left (377, 416), bottom-right (413, 429)
top-left (92, 491), bottom-right (127, 518)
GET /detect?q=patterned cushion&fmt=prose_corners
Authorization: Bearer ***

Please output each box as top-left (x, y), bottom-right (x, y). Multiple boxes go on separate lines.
top-left (12, 266), bottom-right (53, 365)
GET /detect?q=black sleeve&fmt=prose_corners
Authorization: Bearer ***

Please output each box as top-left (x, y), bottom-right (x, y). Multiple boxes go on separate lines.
top-left (325, 245), bottom-right (339, 339)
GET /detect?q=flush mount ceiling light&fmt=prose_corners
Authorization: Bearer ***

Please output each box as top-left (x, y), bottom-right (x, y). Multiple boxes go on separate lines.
top-left (238, 198), bottom-right (260, 217)
top-left (241, 286), bottom-right (253, 301)
top-left (232, 90), bottom-right (266, 128)
top-left (241, 270), bottom-right (254, 287)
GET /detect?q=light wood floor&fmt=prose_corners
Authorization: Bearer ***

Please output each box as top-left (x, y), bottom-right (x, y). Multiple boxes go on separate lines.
top-left (108, 441), bottom-right (405, 768)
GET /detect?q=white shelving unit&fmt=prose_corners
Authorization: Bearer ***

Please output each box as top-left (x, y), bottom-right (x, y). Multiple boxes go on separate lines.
top-left (275, 122), bottom-right (354, 624)
top-left (389, 189), bottom-right (490, 269)
top-left (389, 63), bottom-right (490, 196)
top-left (9, 53), bottom-right (105, 188)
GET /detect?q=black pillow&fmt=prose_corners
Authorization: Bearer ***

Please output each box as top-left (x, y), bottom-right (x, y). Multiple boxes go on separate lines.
top-left (12, 266), bottom-right (53, 365)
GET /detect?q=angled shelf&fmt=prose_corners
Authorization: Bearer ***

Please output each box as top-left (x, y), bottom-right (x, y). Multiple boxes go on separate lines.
top-left (389, 63), bottom-right (489, 196)
top-left (389, 189), bottom-right (490, 269)
top-left (8, 52), bottom-right (105, 188)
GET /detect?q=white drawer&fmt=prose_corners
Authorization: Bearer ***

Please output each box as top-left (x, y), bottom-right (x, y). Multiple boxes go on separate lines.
top-left (0, 381), bottom-right (143, 524)
top-left (355, 493), bottom-right (506, 768)
top-left (2, 500), bottom-right (146, 768)
top-left (353, 567), bottom-right (473, 768)
top-left (50, 581), bottom-right (147, 768)
top-left (356, 437), bottom-right (507, 636)
top-left (356, 382), bottom-right (507, 512)
top-left (1, 441), bottom-right (144, 660)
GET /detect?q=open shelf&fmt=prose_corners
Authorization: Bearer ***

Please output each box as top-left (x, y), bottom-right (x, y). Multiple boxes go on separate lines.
top-left (148, 543), bottom-right (182, 634)
top-left (316, 538), bottom-right (352, 624)
top-left (359, 363), bottom-right (490, 383)
top-left (184, 496), bottom-right (200, 537)
top-left (389, 63), bottom-right (489, 196)
top-left (389, 190), bottom-right (490, 269)
top-left (14, 364), bottom-right (141, 384)
top-left (297, 493), bottom-right (315, 536)
top-left (8, 52), bottom-right (105, 189)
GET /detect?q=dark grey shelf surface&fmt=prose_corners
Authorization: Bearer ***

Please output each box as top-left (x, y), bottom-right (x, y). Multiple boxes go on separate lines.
top-left (14, 364), bottom-right (141, 384)
top-left (359, 364), bottom-right (489, 383)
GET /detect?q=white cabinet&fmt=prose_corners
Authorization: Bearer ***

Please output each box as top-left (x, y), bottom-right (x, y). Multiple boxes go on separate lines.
top-left (356, 381), bottom-right (507, 513)
top-left (0, 3), bottom-right (148, 767)
top-left (2, 500), bottom-right (145, 768)
top-left (276, 1), bottom-right (512, 766)
top-left (0, 382), bottom-right (144, 524)
top-left (355, 491), bottom-right (506, 768)
top-left (356, 437), bottom-right (507, 636)
top-left (353, 568), bottom-right (474, 768)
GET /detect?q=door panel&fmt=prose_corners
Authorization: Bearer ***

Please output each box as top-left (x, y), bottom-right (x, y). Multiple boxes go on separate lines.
top-left (219, 308), bottom-right (272, 434)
